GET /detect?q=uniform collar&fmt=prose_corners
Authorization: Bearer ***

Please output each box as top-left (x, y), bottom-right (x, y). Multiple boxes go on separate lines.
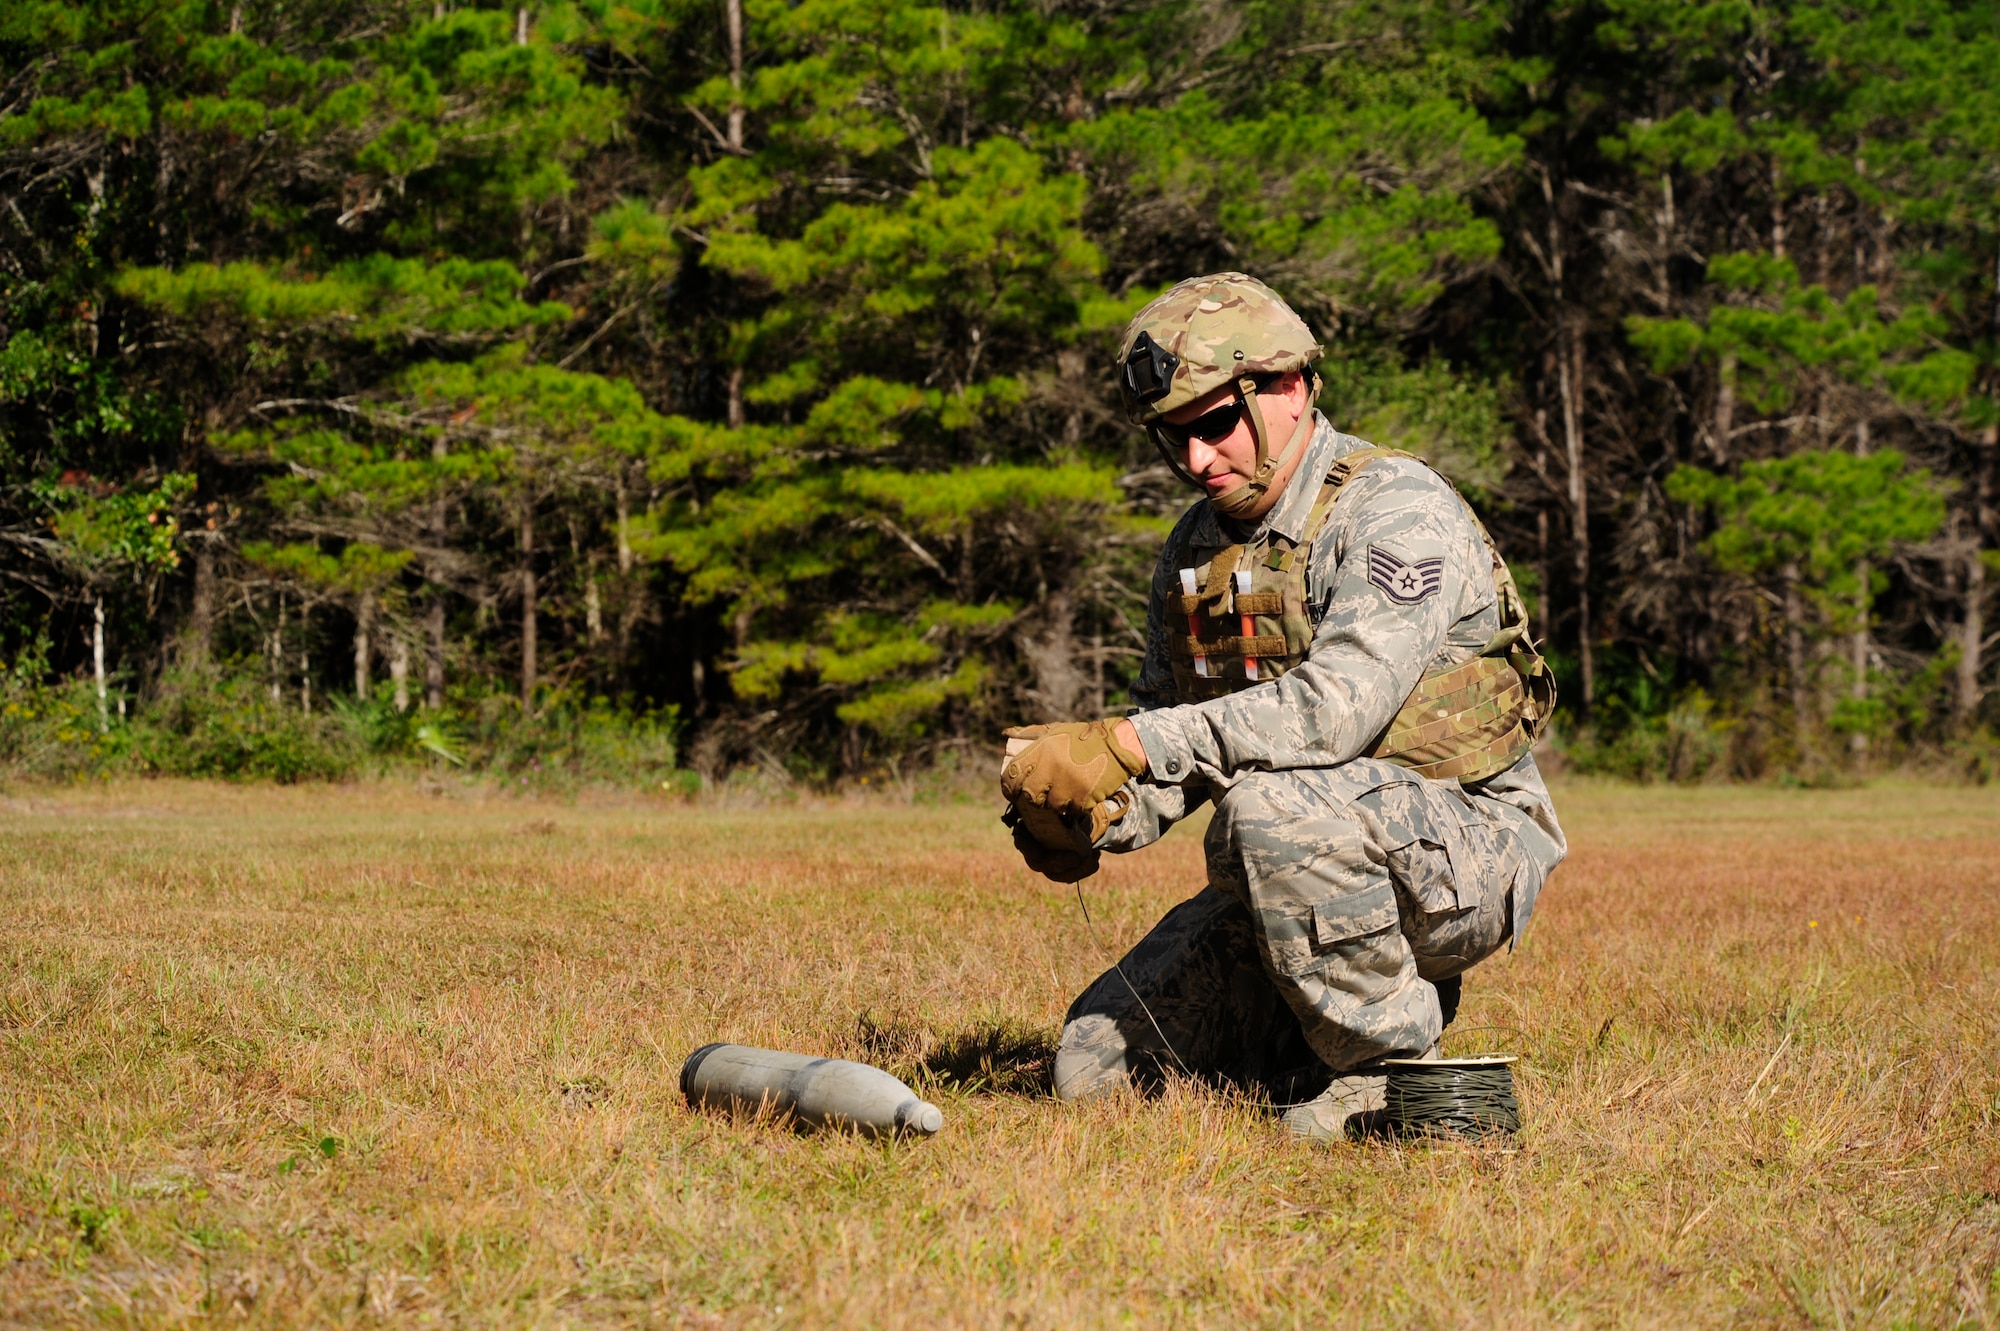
top-left (1197, 410), bottom-right (1341, 547)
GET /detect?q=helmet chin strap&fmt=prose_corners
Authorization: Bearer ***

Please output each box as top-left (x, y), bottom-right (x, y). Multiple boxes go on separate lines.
top-left (1209, 376), bottom-right (1315, 520)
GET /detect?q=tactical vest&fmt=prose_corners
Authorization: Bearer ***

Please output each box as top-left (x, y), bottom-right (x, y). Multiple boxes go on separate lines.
top-left (1163, 447), bottom-right (1556, 785)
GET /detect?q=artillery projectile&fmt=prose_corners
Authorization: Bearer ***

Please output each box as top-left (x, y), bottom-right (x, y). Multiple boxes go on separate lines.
top-left (680, 1043), bottom-right (944, 1139)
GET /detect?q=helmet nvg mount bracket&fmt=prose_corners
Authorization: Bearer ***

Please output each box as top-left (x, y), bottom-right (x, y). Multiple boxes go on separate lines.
top-left (1121, 331), bottom-right (1181, 406)
top-left (1116, 272), bottom-right (1323, 520)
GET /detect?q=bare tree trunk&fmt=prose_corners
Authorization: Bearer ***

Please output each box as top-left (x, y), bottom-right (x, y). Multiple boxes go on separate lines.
top-left (390, 637), bottom-right (410, 714)
top-left (1536, 505), bottom-right (1550, 641)
top-left (519, 502), bottom-right (538, 707)
top-left (1654, 173), bottom-right (1676, 311)
top-left (1784, 562), bottom-right (1808, 736)
top-left (270, 594), bottom-right (285, 703)
top-left (1961, 421), bottom-right (1997, 726)
top-left (1711, 353), bottom-right (1736, 465)
top-left (1535, 168), bottom-right (1593, 718)
top-left (585, 565), bottom-right (604, 643)
top-left (1091, 630), bottom-right (1105, 716)
top-left (1849, 420), bottom-right (1871, 755)
top-left (354, 593), bottom-right (374, 699)
top-left (1849, 560), bottom-right (1869, 756)
top-left (515, 7), bottom-right (527, 45)
top-left (723, 0), bottom-right (747, 433)
top-left (185, 545), bottom-right (216, 668)
top-left (1769, 159), bottom-right (1787, 262)
top-left (93, 597), bottom-right (107, 732)
top-left (1020, 589), bottom-right (1086, 719)
top-left (1961, 543), bottom-right (1987, 726)
top-left (1560, 322), bottom-right (1593, 716)
top-left (427, 438), bottom-right (451, 711)
top-left (1059, 347), bottom-right (1087, 448)
top-left (614, 473), bottom-right (641, 677)
top-left (725, 0), bottom-right (745, 152)
top-left (615, 473), bottom-right (634, 575)
top-left (425, 597), bottom-right (446, 710)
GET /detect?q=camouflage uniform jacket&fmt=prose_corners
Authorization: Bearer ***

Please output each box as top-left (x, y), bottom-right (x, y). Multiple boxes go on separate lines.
top-left (1104, 413), bottom-right (1567, 900)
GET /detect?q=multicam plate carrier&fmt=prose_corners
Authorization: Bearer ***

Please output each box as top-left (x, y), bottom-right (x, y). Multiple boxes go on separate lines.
top-left (1165, 448), bottom-right (1556, 785)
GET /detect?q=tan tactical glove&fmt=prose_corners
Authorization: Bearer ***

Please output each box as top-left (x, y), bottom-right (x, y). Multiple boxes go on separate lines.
top-left (1001, 805), bottom-right (1100, 883)
top-left (999, 720), bottom-right (1146, 821)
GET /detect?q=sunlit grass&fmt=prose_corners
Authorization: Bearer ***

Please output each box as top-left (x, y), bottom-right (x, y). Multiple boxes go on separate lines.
top-left (2, 778), bottom-right (1997, 1326)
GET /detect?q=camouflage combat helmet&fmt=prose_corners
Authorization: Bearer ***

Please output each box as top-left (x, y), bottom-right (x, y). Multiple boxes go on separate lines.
top-left (1117, 273), bottom-right (1323, 519)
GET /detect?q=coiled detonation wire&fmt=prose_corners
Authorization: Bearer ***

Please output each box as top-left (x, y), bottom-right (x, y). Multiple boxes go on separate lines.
top-left (1383, 1059), bottom-right (1521, 1138)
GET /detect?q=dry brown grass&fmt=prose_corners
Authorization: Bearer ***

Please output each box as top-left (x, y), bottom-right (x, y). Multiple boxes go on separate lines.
top-left (2, 778), bottom-right (1998, 1328)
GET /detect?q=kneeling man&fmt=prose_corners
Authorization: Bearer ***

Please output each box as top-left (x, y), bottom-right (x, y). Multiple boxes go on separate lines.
top-left (1001, 273), bottom-right (1566, 1139)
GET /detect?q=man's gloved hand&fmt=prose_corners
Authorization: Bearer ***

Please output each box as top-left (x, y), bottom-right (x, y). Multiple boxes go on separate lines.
top-left (1002, 805), bottom-right (1101, 883)
top-left (999, 720), bottom-right (1146, 820)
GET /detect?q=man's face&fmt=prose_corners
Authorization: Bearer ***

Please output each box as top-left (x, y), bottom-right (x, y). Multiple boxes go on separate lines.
top-left (1157, 371), bottom-right (1313, 520)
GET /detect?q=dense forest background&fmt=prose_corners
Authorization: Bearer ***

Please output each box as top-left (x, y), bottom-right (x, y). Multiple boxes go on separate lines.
top-left (3, 0), bottom-right (1996, 787)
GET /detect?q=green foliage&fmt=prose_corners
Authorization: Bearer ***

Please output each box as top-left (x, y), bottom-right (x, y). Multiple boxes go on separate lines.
top-left (115, 258), bottom-right (565, 346)
top-left (1072, 92), bottom-right (1515, 321)
top-left (391, 691), bottom-right (683, 791)
top-left (5, 0), bottom-right (1999, 783)
top-left (0, 637), bottom-right (117, 780)
top-left (1627, 256), bottom-right (1969, 418)
top-left (241, 541), bottom-right (412, 595)
top-left (1563, 688), bottom-right (1730, 785)
top-left (1316, 349), bottom-right (1509, 498)
top-left (126, 669), bottom-right (362, 784)
top-left (0, 629), bottom-right (687, 787)
top-left (1668, 450), bottom-right (1945, 620)
top-left (39, 472), bottom-right (195, 574)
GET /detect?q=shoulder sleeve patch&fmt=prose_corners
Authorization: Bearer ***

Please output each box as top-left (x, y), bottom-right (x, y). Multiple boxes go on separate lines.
top-left (1367, 544), bottom-right (1445, 604)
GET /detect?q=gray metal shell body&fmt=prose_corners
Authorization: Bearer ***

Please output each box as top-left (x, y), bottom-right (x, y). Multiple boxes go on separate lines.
top-left (681, 1043), bottom-right (944, 1139)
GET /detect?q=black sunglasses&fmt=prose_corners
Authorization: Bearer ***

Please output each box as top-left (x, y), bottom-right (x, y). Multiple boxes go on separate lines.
top-left (1154, 375), bottom-right (1284, 448)
top-left (1155, 398), bottom-right (1248, 448)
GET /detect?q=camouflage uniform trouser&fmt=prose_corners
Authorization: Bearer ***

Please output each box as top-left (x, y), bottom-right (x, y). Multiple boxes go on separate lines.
top-left (1054, 761), bottom-right (1535, 1101)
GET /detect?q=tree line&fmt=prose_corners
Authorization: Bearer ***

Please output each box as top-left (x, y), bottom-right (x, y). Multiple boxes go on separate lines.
top-left (2, 0), bottom-right (1995, 784)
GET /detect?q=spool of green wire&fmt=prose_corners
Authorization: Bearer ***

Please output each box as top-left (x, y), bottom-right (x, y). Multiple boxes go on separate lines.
top-left (1382, 1055), bottom-right (1520, 1140)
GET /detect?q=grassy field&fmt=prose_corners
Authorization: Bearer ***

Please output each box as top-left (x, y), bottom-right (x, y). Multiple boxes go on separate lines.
top-left (2, 778), bottom-right (1998, 1328)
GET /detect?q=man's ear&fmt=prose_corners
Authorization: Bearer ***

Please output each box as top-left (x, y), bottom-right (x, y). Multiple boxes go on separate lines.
top-left (1285, 369), bottom-right (1311, 412)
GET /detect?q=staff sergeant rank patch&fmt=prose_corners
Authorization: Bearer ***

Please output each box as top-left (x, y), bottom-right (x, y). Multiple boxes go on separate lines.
top-left (1367, 544), bottom-right (1444, 604)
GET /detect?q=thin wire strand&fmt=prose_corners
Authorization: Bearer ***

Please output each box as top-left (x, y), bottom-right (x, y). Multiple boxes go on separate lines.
top-left (1074, 876), bottom-right (1322, 1109)
top-left (1074, 878), bottom-right (1191, 1076)
top-left (1438, 1023), bottom-right (1533, 1056)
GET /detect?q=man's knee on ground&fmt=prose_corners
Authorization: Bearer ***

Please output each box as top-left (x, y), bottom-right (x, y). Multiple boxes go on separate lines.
top-left (1052, 1015), bottom-right (1134, 1102)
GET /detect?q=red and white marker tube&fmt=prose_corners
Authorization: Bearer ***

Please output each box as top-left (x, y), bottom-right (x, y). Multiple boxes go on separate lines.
top-left (1234, 569), bottom-right (1259, 681)
top-left (1179, 568), bottom-right (1208, 677)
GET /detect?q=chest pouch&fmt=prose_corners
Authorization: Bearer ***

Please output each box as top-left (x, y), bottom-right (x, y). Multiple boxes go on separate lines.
top-left (1165, 540), bottom-right (1317, 702)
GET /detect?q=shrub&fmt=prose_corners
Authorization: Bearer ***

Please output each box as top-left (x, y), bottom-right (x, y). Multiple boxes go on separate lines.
top-left (125, 668), bottom-right (361, 783)
top-left (1560, 689), bottom-right (1728, 784)
top-left (455, 690), bottom-right (681, 790)
top-left (0, 638), bottom-right (118, 780)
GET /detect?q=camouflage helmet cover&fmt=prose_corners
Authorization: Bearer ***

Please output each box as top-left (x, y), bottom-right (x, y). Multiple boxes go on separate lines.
top-left (1116, 272), bottom-right (1322, 424)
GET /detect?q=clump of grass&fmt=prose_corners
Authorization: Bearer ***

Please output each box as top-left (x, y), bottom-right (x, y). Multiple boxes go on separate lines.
top-left (0, 780), bottom-right (1997, 1325)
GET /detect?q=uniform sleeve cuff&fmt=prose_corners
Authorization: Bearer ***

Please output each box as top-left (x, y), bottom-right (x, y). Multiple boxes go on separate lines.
top-left (1129, 710), bottom-right (1197, 785)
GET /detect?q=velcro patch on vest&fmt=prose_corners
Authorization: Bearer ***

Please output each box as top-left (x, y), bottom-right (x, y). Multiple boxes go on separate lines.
top-left (1367, 544), bottom-right (1445, 604)
top-left (1232, 591), bottom-right (1285, 615)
